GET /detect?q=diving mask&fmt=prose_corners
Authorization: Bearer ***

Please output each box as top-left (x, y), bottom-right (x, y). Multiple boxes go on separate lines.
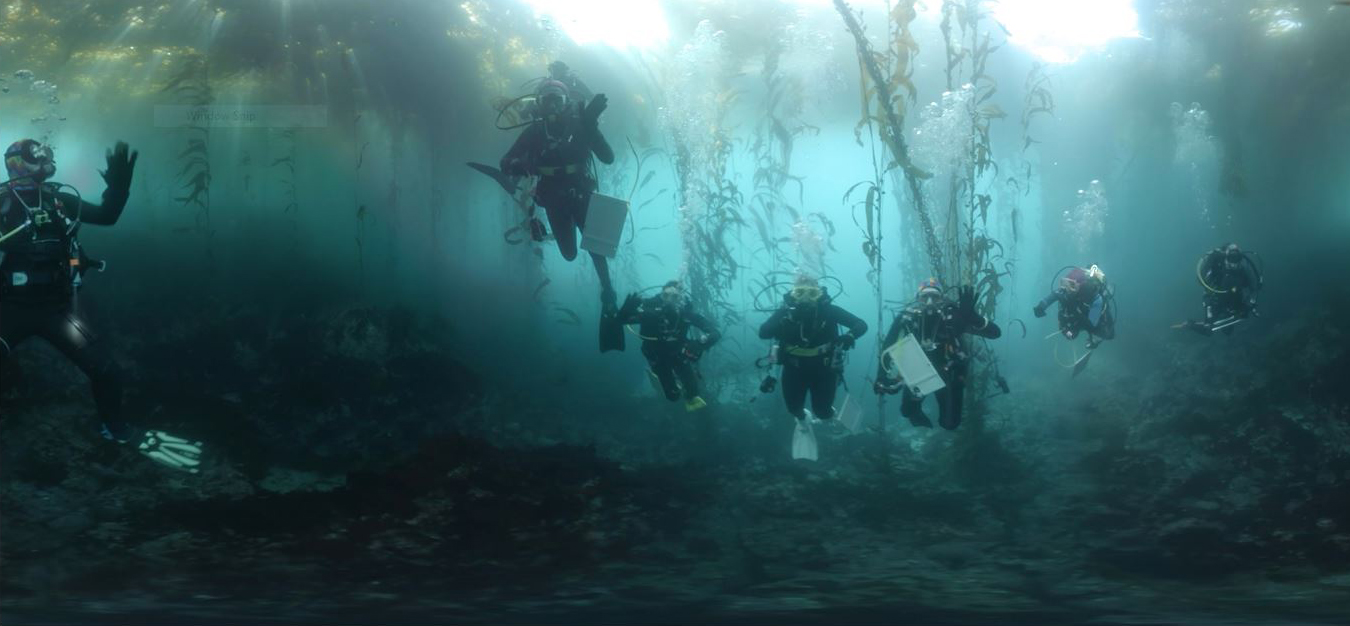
top-left (5, 139), bottom-right (56, 186)
top-left (661, 285), bottom-right (683, 307)
top-left (536, 80), bottom-right (570, 120)
top-left (790, 285), bottom-right (822, 305)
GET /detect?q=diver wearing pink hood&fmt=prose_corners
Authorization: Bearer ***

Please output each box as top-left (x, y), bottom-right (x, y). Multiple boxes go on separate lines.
top-left (1, 138), bottom-right (202, 473)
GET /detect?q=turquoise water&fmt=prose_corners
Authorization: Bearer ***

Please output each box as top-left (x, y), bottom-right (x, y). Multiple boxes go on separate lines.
top-left (1, 1), bottom-right (1349, 623)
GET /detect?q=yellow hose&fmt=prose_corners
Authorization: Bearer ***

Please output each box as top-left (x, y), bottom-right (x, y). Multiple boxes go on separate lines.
top-left (1050, 337), bottom-right (1079, 369)
top-left (1196, 255), bottom-right (1229, 294)
top-left (624, 324), bottom-right (659, 341)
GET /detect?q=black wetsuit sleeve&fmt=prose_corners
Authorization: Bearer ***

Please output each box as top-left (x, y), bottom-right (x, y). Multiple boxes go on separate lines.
top-left (56, 187), bottom-right (127, 227)
top-left (826, 304), bottom-right (868, 339)
top-left (687, 311), bottom-right (721, 345)
top-left (876, 315), bottom-right (904, 380)
top-left (588, 126), bottom-right (614, 165)
top-left (501, 125), bottom-right (538, 175)
top-left (965, 316), bottom-right (1002, 339)
top-left (759, 308), bottom-right (789, 340)
top-left (1037, 290), bottom-right (1063, 311)
top-left (1200, 252), bottom-right (1222, 287)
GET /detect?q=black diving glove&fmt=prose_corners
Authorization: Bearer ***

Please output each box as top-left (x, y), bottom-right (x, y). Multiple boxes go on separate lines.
top-left (100, 141), bottom-right (139, 194)
top-left (619, 293), bottom-right (641, 318)
top-left (836, 333), bottom-right (856, 351)
top-left (1033, 303), bottom-right (1047, 318)
top-left (581, 93), bottom-right (608, 129)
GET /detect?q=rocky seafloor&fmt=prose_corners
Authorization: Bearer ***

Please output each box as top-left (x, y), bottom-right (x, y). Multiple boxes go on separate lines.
top-left (2, 300), bottom-right (1348, 625)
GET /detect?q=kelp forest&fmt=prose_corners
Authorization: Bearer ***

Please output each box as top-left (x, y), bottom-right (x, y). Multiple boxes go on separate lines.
top-left (5, 0), bottom-right (1350, 623)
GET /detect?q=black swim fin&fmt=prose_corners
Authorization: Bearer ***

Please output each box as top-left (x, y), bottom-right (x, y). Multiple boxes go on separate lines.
top-left (466, 162), bottom-right (519, 196)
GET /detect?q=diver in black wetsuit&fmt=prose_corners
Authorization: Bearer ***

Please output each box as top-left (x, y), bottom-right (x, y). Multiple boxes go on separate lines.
top-left (875, 280), bottom-right (1001, 431)
top-left (758, 276), bottom-right (868, 423)
top-left (0, 139), bottom-right (201, 473)
top-left (617, 280), bottom-right (721, 412)
top-left (1174, 243), bottom-right (1260, 335)
top-left (500, 80), bottom-right (617, 334)
top-left (1034, 264), bottom-right (1115, 348)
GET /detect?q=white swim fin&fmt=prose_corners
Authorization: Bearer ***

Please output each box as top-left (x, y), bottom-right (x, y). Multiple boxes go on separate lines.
top-left (791, 417), bottom-right (818, 461)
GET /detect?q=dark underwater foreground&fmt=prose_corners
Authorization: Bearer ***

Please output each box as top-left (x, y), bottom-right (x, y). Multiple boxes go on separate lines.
top-left (2, 296), bottom-right (1348, 626)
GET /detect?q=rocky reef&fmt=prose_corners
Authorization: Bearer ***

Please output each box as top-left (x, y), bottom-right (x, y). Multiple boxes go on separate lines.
top-left (2, 300), bottom-right (1347, 624)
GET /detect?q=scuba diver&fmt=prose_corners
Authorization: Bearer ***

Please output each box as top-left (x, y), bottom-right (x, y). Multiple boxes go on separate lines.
top-left (1173, 243), bottom-right (1261, 335)
top-left (758, 275), bottom-right (867, 461)
top-left (874, 280), bottom-right (1002, 431)
top-left (499, 78), bottom-right (620, 350)
top-left (617, 280), bottom-right (720, 412)
top-left (1, 139), bottom-right (202, 473)
top-left (1034, 264), bottom-right (1115, 349)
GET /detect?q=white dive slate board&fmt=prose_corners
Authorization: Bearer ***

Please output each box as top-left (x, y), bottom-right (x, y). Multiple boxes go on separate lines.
top-left (838, 393), bottom-right (865, 434)
top-left (883, 333), bottom-right (947, 397)
top-left (581, 193), bottom-right (629, 258)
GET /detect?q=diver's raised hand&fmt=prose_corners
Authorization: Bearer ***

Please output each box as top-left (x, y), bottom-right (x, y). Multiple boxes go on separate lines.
top-left (958, 285), bottom-right (978, 324)
top-left (100, 141), bottom-right (138, 192)
top-left (582, 93), bottom-right (608, 128)
top-left (619, 292), bottom-right (641, 317)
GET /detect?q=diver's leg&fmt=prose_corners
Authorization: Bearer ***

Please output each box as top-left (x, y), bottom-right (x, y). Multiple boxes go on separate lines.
top-left (543, 202), bottom-right (578, 261)
top-left (0, 304), bottom-right (40, 395)
top-left (566, 189), bottom-right (615, 297)
top-left (1095, 313), bottom-right (1115, 340)
top-left (900, 387), bottom-right (933, 428)
top-left (675, 360), bottom-right (700, 400)
top-left (781, 363), bottom-right (809, 420)
top-left (654, 362), bottom-right (681, 401)
top-left (938, 377), bottom-right (965, 431)
top-left (589, 252), bottom-right (614, 295)
top-left (38, 305), bottom-right (129, 440)
top-left (641, 344), bottom-right (679, 400)
top-left (809, 360), bottom-right (838, 420)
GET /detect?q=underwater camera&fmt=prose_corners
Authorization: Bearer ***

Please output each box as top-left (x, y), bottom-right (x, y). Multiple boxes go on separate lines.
top-left (760, 375), bottom-right (778, 394)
